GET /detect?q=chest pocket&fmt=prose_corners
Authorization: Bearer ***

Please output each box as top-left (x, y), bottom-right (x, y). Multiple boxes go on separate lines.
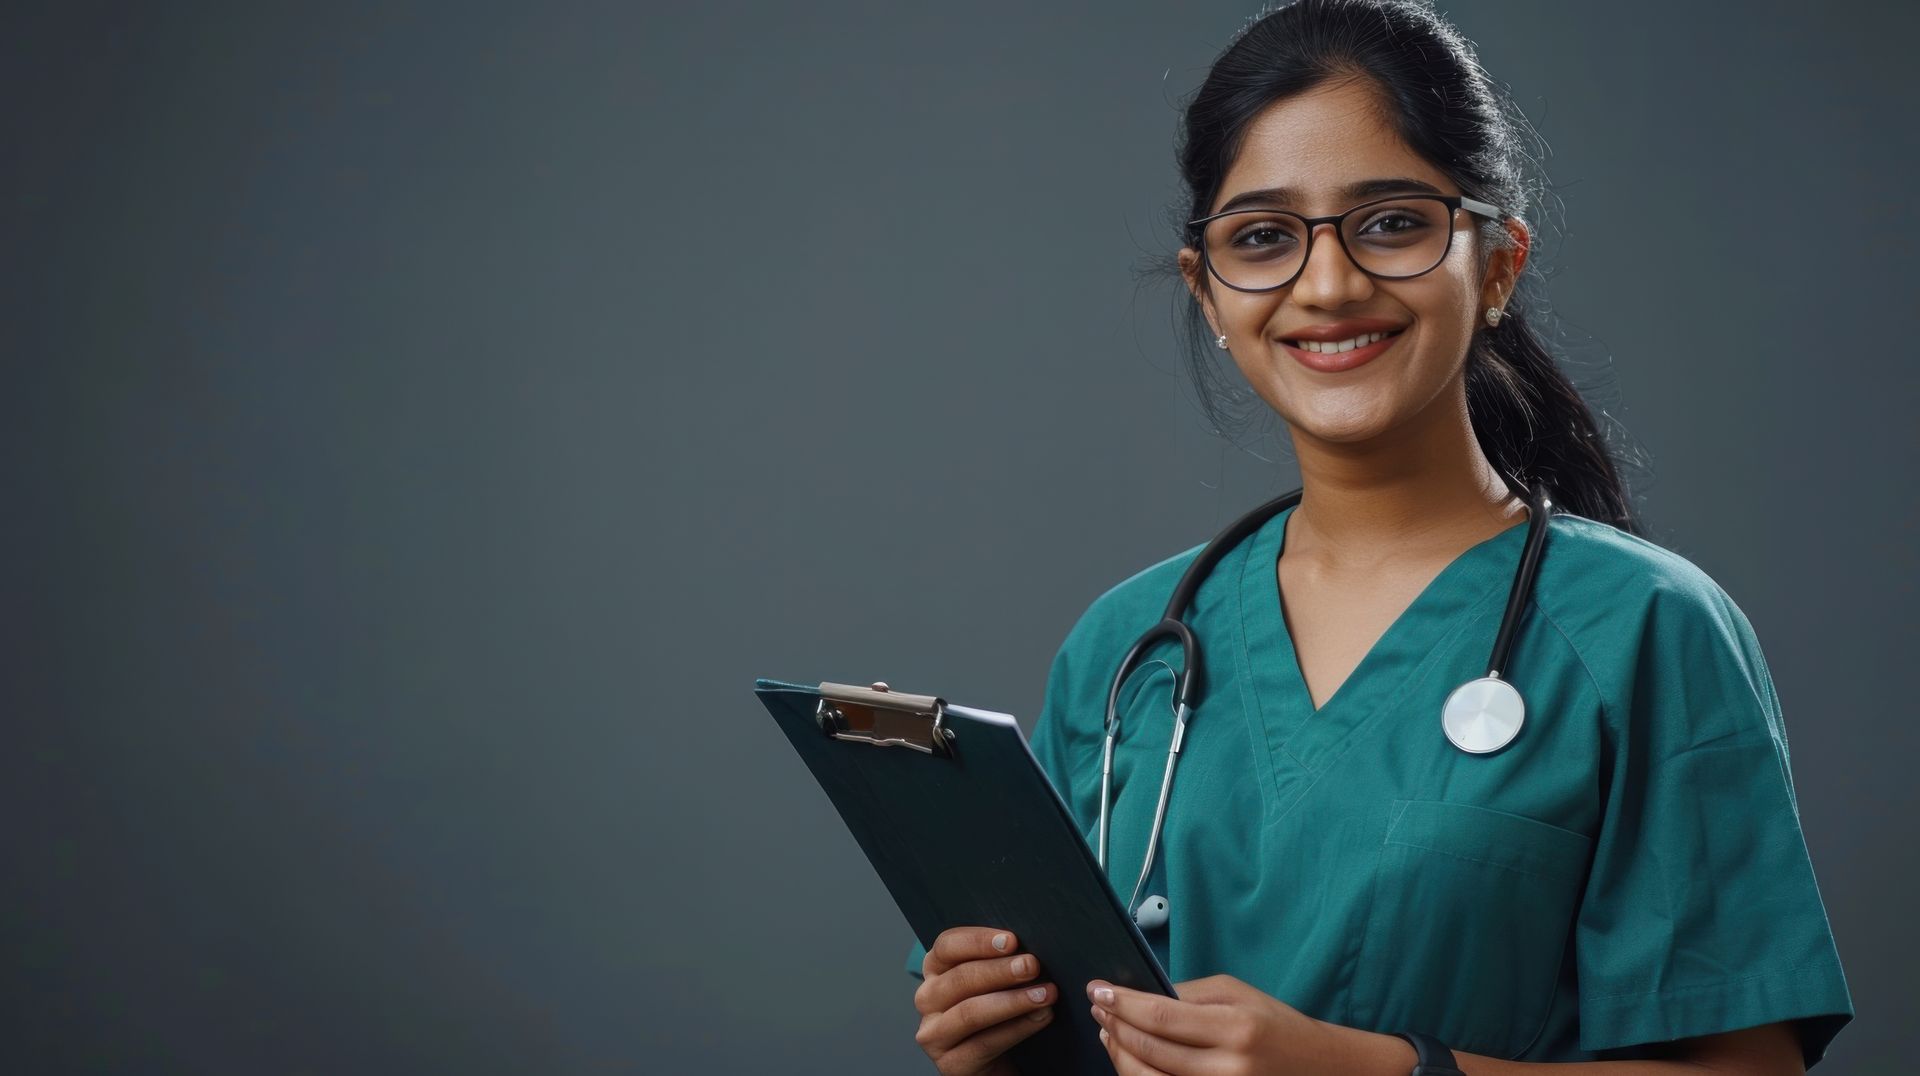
top-left (1348, 799), bottom-right (1593, 1059)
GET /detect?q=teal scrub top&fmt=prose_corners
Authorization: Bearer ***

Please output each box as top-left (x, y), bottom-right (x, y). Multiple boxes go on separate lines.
top-left (904, 504), bottom-right (1854, 1067)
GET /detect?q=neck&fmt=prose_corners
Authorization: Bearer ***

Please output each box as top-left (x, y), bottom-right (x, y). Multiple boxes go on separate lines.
top-left (1285, 385), bottom-right (1527, 570)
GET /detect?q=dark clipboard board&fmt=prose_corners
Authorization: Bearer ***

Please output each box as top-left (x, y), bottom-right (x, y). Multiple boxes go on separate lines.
top-left (754, 677), bottom-right (1175, 1075)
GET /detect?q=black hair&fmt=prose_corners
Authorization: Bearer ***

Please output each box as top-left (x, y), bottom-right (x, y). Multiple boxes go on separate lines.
top-left (1156, 0), bottom-right (1647, 534)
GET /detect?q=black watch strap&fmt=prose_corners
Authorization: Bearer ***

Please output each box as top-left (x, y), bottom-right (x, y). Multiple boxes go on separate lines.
top-left (1394, 1031), bottom-right (1467, 1076)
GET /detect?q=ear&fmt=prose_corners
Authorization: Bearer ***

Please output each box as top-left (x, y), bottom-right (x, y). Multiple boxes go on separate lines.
top-left (1178, 246), bottom-right (1222, 339)
top-left (1482, 216), bottom-right (1531, 312)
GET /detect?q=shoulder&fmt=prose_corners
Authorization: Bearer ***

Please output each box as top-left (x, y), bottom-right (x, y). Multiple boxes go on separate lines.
top-left (1054, 538), bottom-right (1209, 675)
top-left (1537, 512), bottom-right (1740, 613)
top-left (1532, 513), bottom-right (1779, 736)
top-left (1534, 511), bottom-right (1765, 642)
top-left (1026, 539), bottom-right (1211, 756)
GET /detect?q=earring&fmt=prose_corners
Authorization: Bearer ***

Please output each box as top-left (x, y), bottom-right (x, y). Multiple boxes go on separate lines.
top-left (1215, 333), bottom-right (1229, 349)
top-left (1484, 306), bottom-right (1504, 327)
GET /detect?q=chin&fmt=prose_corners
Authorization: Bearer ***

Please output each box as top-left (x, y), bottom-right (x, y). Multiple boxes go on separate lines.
top-left (1279, 401), bottom-right (1401, 445)
top-left (1294, 422), bottom-right (1393, 445)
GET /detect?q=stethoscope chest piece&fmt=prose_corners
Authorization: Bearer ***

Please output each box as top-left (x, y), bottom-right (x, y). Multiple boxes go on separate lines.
top-left (1441, 675), bottom-right (1525, 754)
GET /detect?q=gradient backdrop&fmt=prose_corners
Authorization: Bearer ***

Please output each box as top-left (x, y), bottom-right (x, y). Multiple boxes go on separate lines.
top-left (4, 2), bottom-right (1915, 1072)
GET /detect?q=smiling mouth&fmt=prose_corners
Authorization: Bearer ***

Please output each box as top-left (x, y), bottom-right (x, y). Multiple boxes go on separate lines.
top-left (1280, 328), bottom-right (1404, 353)
top-left (1279, 329), bottom-right (1404, 373)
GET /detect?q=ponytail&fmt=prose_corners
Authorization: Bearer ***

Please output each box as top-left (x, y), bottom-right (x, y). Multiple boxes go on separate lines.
top-left (1469, 304), bottom-right (1642, 534)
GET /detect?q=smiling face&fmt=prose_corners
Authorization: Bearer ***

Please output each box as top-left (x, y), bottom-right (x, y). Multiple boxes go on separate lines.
top-left (1178, 76), bottom-right (1528, 448)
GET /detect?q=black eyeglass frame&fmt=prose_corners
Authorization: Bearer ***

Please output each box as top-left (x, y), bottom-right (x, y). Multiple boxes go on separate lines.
top-left (1188, 193), bottom-right (1506, 293)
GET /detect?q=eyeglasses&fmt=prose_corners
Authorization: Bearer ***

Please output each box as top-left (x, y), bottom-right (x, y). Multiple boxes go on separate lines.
top-left (1189, 193), bottom-right (1505, 292)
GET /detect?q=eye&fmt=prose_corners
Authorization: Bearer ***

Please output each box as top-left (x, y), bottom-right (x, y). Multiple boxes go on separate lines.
top-left (1359, 211), bottom-right (1426, 236)
top-left (1228, 221), bottom-right (1299, 250)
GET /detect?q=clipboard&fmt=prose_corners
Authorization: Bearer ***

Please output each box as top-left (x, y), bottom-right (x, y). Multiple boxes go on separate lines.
top-left (754, 677), bottom-right (1175, 1075)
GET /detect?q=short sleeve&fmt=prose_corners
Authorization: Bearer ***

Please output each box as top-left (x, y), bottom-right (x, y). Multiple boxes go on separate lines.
top-left (904, 634), bottom-right (1080, 982)
top-left (1574, 581), bottom-right (1853, 1067)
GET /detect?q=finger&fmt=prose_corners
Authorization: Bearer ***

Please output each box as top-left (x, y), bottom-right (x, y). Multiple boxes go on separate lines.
top-left (917, 951), bottom-right (1043, 1017)
top-left (918, 981), bottom-right (1056, 1056)
top-left (934, 1003), bottom-right (1055, 1072)
top-left (1168, 974), bottom-right (1243, 1005)
top-left (946, 980), bottom-right (1056, 1041)
top-left (1095, 1005), bottom-right (1209, 1074)
top-left (1087, 981), bottom-right (1231, 1047)
top-left (1100, 1025), bottom-right (1173, 1076)
top-left (924, 927), bottom-right (1017, 977)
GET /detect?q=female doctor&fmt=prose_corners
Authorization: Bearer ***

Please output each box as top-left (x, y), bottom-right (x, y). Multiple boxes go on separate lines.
top-left (904, 0), bottom-right (1853, 1072)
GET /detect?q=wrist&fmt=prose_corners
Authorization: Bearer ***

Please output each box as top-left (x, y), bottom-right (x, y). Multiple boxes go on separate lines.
top-left (1309, 1017), bottom-right (1420, 1076)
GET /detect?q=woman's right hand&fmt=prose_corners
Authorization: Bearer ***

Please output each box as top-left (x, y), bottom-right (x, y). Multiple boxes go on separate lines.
top-left (912, 926), bottom-right (1057, 1075)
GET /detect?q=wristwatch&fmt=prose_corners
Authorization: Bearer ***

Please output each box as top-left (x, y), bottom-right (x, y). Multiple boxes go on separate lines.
top-left (1393, 1031), bottom-right (1467, 1075)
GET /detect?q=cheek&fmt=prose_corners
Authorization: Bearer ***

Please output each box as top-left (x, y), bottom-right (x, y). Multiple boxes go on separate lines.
top-left (1395, 273), bottom-right (1482, 377)
top-left (1435, 245), bottom-right (1487, 327)
top-left (1214, 293), bottom-right (1282, 336)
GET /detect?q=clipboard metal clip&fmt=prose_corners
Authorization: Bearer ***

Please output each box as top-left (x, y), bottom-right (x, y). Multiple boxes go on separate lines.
top-left (815, 681), bottom-right (955, 757)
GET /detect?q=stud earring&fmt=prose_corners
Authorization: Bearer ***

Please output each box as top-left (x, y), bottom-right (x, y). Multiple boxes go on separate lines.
top-left (1215, 333), bottom-right (1229, 349)
top-left (1485, 306), bottom-right (1504, 327)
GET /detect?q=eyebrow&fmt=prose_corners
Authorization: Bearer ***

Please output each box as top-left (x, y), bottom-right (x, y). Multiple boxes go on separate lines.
top-left (1212, 177), bottom-right (1445, 215)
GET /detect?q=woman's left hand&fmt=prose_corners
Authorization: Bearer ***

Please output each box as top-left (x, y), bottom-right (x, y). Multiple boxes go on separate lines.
top-left (1088, 974), bottom-right (1339, 1075)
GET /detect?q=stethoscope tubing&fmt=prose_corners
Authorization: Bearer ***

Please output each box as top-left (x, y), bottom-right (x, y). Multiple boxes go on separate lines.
top-left (1095, 482), bottom-right (1554, 920)
top-left (1096, 489), bottom-right (1299, 875)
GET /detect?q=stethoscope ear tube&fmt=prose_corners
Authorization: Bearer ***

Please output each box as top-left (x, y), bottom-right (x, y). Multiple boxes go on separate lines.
top-left (1441, 479), bottom-right (1554, 755)
top-left (1098, 619), bottom-right (1198, 873)
top-left (1484, 481), bottom-right (1554, 682)
top-left (1095, 489), bottom-right (1302, 907)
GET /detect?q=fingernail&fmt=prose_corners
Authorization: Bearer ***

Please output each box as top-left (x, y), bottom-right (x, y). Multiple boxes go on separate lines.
top-left (1026, 987), bottom-right (1046, 1002)
top-left (992, 933), bottom-right (1009, 951)
top-left (1094, 986), bottom-right (1114, 1005)
top-left (1028, 1008), bottom-right (1049, 1022)
top-left (1099, 1028), bottom-right (1110, 1045)
top-left (1012, 955), bottom-right (1032, 976)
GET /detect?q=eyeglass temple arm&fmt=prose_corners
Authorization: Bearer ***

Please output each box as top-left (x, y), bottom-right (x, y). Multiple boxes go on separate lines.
top-left (1458, 194), bottom-right (1504, 220)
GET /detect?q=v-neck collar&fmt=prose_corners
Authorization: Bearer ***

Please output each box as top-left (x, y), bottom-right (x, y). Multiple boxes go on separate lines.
top-left (1233, 501), bottom-right (1533, 791)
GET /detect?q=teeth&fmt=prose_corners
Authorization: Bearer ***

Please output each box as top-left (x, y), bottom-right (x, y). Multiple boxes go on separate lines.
top-left (1292, 330), bottom-right (1397, 353)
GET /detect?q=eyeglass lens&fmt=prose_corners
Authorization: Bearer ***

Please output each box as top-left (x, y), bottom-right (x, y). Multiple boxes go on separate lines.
top-left (1201, 197), bottom-right (1456, 290)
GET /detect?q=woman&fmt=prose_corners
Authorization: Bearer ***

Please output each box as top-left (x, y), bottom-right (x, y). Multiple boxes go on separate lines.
top-left (904, 0), bottom-right (1853, 1072)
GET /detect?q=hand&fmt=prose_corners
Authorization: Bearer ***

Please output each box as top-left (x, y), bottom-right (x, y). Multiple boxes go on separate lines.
top-left (1088, 973), bottom-right (1335, 1075)
top-left (912, 926), bottom-right (1059, 1075)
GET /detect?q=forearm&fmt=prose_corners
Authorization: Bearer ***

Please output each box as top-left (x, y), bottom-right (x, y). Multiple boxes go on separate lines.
top-left (1323, 1021), bottom-right (1713, 1075)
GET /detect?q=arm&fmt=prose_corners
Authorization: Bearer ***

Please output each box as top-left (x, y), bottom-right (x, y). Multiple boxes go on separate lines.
top-left (1087, 978), bottom-right (1809, 1076)
top-left (1327, 1019), bottom-right (1805, 1075)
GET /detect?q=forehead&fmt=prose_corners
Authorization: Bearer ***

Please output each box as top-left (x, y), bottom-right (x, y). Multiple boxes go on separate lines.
top-left (1213, 78), bottom-right (1451, 214)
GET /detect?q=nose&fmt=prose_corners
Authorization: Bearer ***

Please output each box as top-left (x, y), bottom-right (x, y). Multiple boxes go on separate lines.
top-left (1289, 222), bottom-right (1375, 309)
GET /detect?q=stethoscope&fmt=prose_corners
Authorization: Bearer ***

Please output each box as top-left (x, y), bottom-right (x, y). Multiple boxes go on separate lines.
top-left (1095, 482), bottom-right (1555, 931)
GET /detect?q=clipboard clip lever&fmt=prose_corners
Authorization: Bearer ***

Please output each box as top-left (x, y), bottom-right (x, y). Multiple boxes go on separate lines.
top-left (815, 681), bottom-right (956, 757)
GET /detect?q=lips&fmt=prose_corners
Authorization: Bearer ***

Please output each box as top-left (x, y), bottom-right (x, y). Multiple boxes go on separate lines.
top-left (1284, 328), bottom-right (1400, 353)
top-left (1280, 328), bottom-right (1403, 373)
top-left (1278, 316), bottom-right (1408, 343)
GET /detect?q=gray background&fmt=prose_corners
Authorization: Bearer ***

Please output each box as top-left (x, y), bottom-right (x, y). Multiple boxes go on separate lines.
top-left (4, 1), bottom-right (1914, 1072)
